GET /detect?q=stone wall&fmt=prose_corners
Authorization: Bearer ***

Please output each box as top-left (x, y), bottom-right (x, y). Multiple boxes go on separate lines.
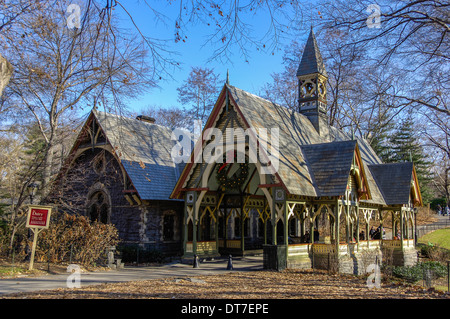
top-left (286, 242), bottom-right (417, 274)
top-left (50, 147), bottom-right (183, 256)
top-left (340, 247), bottom-right (382, 275)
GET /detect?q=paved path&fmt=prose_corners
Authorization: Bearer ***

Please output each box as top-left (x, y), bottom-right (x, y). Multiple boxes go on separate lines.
top-left (0, 256), bottom-right (263, 296)
top-left (416, 215), bottom-right (450, 238)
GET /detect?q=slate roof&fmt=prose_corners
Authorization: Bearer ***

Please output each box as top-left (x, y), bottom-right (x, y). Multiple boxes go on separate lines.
top-left (93, 110), bottom-right (184, 201)
top-left (301, 140), bottom-right (357, 197)
top-left (296, 28), bottom-right (328, 78)
top-left (368, 162), bottom-right (414, 205)
top-left (226, 84), bottom-right (383, 201)
top-left (87, 87), bottom-right (415, 208)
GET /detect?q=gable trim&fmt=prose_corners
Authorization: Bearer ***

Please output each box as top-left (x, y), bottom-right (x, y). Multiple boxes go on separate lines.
top-left (170, 84), bottom-right (288, 199)
top-left (55, 110), bottom-right (140, 199)
top-left (353, 143), bottom-right (372, 201)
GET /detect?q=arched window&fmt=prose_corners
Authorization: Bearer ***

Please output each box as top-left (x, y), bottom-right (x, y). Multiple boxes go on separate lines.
top-left (87, 191), bottom-right (110, 224)
top-left (162, 210), bottom-right (179, 241)
top-left (93, 152), bottom-right (106, 174)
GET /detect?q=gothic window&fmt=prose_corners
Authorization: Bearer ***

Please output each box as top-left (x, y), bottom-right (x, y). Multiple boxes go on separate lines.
top-left (87, 191), bottom-right (110, 224)
top-left (93, 152), bottom-right (106, 174)
top-left (162, 210), bottom-right (179, 241)
top-left (163, 214), bottom-right (175, 241)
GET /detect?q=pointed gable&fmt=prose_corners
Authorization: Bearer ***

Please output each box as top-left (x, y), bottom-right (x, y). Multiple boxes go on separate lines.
top-left (64, 109), bottom-right (183, 201)
top-left (300, 140), bottom-right (372, 200)
top-left (368, 162), bottom-right (422, 206)
top-left (301, 140), bottom-right (357, 197)
top-left (93, 110), bottom-right (184, 201)
top-left (171, 84), bottom-right (382, 200)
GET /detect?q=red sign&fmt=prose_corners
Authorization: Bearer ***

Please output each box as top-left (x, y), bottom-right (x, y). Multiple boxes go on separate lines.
top-left (26, 206), bottom-right (52, 229)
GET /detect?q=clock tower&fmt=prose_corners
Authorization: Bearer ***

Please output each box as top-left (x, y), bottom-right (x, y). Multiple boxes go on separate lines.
top-left (297, 27), bottom-right (328, 135)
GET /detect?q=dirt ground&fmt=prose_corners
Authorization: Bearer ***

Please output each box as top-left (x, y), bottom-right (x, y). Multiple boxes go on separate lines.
top-left (1, 211), bottom-right (447, 300)
top-left (2, 269), bottom-right (449, 299)
top-left (0, 258), bottom-right (107, 279)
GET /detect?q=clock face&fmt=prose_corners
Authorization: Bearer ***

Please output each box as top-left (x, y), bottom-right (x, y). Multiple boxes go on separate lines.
top-left (186, 192), bottom-right (195, 204)
top-left (275, 188), bottom-right (285, 201)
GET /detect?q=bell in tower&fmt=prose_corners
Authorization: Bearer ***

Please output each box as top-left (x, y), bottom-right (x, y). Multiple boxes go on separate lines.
top-left (297, 27), bottom-right (328, 135)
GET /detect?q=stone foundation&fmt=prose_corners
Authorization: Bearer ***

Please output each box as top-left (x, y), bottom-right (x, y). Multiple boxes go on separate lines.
top-left (383, 247), bottom-right (418, 267)
top-left (339, 248), bottom-right (382, 275)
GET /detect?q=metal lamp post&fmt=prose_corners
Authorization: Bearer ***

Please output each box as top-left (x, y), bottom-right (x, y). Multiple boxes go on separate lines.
top-left (25, 182), bottom-right (39, 262)
top-left (27, 182), bottom-right (39, 204)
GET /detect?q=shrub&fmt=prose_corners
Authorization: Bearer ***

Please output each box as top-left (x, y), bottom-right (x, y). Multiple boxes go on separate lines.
top-left (393, 261), bottom-right (447, 283)
top-left (34, 212), bottom-right (119, 266)
top-left (420, 242), bottom-right (435, 257)
top-left (420, 242), bottom-right (450, 262)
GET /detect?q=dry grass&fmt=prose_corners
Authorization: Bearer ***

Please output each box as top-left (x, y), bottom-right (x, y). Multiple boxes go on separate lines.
top-left (2, 269), bottom-right (449, 299)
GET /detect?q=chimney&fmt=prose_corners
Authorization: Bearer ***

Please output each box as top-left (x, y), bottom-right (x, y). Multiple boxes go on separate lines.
top-left (136, 115), bottom-right (156, 124)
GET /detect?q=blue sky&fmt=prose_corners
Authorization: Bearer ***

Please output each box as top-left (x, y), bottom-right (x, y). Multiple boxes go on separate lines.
top-left (114, 1), bottom-right (310, 114)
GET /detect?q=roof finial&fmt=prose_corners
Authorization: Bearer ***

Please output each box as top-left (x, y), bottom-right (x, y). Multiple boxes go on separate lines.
top-left (226, 69), bottom-right (229, 85)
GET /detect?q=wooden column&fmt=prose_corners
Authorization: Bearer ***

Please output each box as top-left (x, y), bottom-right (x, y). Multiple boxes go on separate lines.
top-left (214, 207), bottom-right (219, 254)
top-left (335, 202), bottom-right (340, 252)
top-left (400, 210), bottom-right (404, 250)
top-left (392, 211), bottom-right (396, 239)
top-left (192, 194), bottom-right (198, 255)
top-left (355, 205), bottom-right (360, 246)
top-left (240, 209), bottom-right (245, 253)
top-left (310, 206), bottom-right (315, 244)
top-left (271, 190), bottom-right (277, 245)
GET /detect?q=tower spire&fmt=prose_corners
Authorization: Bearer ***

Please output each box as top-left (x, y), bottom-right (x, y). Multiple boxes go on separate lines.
top-left (297, 27), bottom-right (328, 135)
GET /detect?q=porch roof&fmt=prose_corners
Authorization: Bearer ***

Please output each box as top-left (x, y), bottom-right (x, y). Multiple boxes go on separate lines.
top-left (226, 85), bottom-right (383, 201)
top-left (300, 140), bottom-right (357, 197)
top-left (368, 162), bottom-right (419, 206)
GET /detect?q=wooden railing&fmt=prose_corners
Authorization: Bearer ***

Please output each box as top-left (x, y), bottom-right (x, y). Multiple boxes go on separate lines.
top-left (218, 239), bottom-right (242, 249)
top-left (382, 240), bottom-right (402, 249)
top-left (286, 239), bottom-right (414, 258)
top-left (186, 240), bottom-right (217, 253)
top-left (310, 243), bottom-right (348, 255)
top-left (382, 239), bottom-right (414, 249)
top-left (359, 240), bottom-right (381, 249)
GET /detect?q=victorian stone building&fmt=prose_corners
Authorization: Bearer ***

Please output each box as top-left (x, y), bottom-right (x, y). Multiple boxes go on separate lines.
top-left (50, 110), bottom-right (185, 256)
top-left (170, 28), bottom-right (422, 273)
top-left (53, 28), bottom-right (422, 272)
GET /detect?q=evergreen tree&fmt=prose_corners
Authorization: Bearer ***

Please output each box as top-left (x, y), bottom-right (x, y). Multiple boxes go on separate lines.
top-left (369, 111), bottom-right (396, 163)
top-left (388, 118), bottom-right (434, 203)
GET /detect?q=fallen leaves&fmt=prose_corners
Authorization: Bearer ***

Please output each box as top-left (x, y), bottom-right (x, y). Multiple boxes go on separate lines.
top-left (2, 269), bottom-right (449, 299)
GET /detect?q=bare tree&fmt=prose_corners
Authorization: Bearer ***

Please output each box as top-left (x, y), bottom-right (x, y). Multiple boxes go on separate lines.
top-left (261, 40), bottom-right (300, 111)
top-left (318, 0), bottom-right (449, 116)
top-left (168, 0), bottom-right (305, 63)
top-left (262, 30), bottom-right (399, 147)
top-left (177, 67), bottom-right (221, 127)
top-left (139, 105), bottom-right (191, 130)
top-left (2, 0), bottom-right (153, 194)
top-left (420, 108), bottom-right (450, 202)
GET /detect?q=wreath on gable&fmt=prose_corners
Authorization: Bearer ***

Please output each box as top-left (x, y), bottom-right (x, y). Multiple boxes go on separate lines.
top-left (216, 150), bottom-right (249, 191)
